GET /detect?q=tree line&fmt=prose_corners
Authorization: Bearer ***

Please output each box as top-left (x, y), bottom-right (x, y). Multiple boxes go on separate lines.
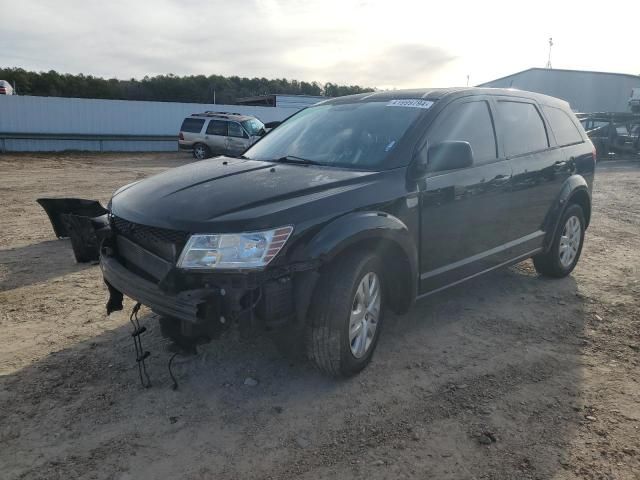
top-left (0, 68), bottom-right (374, 103)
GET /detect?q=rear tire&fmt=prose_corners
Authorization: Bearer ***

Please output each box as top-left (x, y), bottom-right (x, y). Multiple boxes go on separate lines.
top-left (192, 143), bottom-right (210, 160)
top-left (533, 203), bottom-right (586, 278)
top-left (307, 250), bottom-right (385, 377)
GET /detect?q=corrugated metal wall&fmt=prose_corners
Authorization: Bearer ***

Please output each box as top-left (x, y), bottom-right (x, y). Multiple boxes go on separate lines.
top-left (478, 68), bottom-right (640, 113)
top-left (0, 95), bottom-right (300, 152)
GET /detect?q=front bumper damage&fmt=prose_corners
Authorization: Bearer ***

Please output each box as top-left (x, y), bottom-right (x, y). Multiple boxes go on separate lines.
top-left (100, 225), bottom-right (319, 339)
top-left (37, 198), bottom-right (110, 262)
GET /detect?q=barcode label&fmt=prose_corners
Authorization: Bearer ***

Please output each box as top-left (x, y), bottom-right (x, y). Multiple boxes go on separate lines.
top-left (386, 99), bottom-right (434, 109)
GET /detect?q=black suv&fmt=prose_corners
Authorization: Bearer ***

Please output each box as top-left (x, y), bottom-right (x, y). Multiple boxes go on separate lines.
top-left (101, 88), bottom-right (595, 377)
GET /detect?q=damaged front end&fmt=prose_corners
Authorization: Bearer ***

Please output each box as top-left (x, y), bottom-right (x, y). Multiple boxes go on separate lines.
top-left (37, 198), bottom-right (110, 262)
top-left (100, 215), bottom-right (319, 342)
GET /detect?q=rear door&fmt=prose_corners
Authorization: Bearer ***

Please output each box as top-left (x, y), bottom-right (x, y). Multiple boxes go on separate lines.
top-left (495, 99), bottom-right (569, 256)
top-left (418, 97), bottom-right (514, 293)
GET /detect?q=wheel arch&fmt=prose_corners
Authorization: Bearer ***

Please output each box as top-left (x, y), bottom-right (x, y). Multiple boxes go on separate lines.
top-left (543, 175), bottom-right (592, 251)
top-left (292, 212), bottom-right (418, 314)
top-left (568, 188), bottom-right (591, 228)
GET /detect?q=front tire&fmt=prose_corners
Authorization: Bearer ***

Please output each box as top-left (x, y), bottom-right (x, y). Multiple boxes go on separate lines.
top-left (533, 203), bottom-right (586, 278)
top-left (307, 251), bottom-right (385, 377)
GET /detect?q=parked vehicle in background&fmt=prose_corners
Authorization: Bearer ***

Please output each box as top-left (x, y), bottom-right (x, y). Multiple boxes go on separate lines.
top-left (629, 88), bottom-right (640, 113)
top-left (178, 112), bottom-right (266, 159)
top-left (579, 112), bottom-right (640, 157)
top-left (0, 80), bottom-right (14, 95)
top-left (103, 87), bottom-right (595, 377)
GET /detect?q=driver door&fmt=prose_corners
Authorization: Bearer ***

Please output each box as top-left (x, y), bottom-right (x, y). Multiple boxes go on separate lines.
top-left (418, 98), bottom-right (514, 294)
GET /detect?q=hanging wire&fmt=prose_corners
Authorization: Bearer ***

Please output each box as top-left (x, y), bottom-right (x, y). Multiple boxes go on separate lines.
top-left (129, 302), bottom-right (151, 388)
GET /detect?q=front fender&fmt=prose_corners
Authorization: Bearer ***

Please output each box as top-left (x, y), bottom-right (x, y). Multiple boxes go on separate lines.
top-left (291, 211), bottom-right (419, 304)
top-left (298, 211), bottom-right (416, 261)
top-left (543, 174), bottom-right (591, 251)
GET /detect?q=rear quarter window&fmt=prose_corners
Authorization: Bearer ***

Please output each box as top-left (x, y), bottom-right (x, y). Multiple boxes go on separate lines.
top-left (497, 101), bottom-right (549, 157)
top-left (180, 118), bottom-right (205, 133)
top-left (542, 106), bottom-right (583, 146)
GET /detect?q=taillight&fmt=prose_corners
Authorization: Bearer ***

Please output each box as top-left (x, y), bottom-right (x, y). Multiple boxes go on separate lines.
top-left (592, 145), bottom-right (597, 163)
top-left (179, 132), bottom-right (184, 140)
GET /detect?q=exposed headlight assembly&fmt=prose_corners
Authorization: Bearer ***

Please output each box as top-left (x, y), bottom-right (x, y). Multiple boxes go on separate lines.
top-left (177, 226), bottom-right (293, 270)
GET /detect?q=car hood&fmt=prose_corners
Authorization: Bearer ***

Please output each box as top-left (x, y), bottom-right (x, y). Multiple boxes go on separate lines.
top-left (110, 157), bottom-right (388, 232)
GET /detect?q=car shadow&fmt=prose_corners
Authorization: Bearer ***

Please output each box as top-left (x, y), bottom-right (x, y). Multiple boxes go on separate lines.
top-left (0, 239), bottom-right (92, 292)
top-left (0, 261), bottom-right (587, 479)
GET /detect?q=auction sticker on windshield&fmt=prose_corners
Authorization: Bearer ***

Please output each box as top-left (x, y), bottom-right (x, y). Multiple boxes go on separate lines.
top-left (386, 99), bottom-right (434, 109)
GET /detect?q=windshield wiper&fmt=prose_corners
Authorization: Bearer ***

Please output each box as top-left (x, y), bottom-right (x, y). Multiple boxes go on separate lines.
top-left (274, 155), bottom-right (320, 166)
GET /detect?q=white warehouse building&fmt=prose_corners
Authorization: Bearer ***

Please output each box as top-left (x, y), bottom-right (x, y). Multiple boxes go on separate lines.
top-left (478, 68), bottom-right (640, 113)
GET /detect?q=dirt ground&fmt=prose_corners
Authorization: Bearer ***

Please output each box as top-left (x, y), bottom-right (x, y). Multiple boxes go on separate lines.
top-left (0, 153), bottom-right (638, 480)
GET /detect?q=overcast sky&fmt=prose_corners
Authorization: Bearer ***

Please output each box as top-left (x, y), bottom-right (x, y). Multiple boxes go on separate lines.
top-left (1, 0), bottom-right (639, 88)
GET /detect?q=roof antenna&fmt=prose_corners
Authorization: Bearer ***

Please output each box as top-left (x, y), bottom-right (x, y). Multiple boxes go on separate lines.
top-left (546, 37), bottom-right (553, 69)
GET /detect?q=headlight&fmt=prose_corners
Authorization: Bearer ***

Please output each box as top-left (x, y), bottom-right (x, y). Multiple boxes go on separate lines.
top-left (177, 226), bottom-right (293, 269)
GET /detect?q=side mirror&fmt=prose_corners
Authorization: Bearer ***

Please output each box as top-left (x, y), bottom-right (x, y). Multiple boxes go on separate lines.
top-left (426, 141), bottom-right (474, 173)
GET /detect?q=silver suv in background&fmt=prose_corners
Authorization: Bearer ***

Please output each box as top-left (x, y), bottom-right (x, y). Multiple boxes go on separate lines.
top-left (0, 80), bottom-right (14, 95)
top-left (178, 112), bottom-right (266, 159)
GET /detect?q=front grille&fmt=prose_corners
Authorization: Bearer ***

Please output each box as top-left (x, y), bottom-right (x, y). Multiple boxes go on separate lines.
top-left (112, 216), bottom-right (189, 262)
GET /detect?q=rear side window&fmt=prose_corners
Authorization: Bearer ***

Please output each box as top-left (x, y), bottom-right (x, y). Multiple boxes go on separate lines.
top-left (497, 101), bottom-right (548, 156)
top-left (428, 101), bottom-right (497, 165)
top-left (542, 106), bottom-right (583, 146)
top-left (180, 118), bottom-right (205, 133)
top-left (206, 120), bottom-right (227, 136)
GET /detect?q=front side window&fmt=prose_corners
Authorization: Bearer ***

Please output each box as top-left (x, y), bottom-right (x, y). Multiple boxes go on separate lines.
top-left (542, 105), bottom-right (583, 146)
top-left (497, 101), bottom-right (549, 157)
top-left (242, 118), bottom-right (265, 136)
top-left (427, 100), bottom-right (497, 165)
top-left (243, 101), bottom-right (427, 170)
top-left (228, 122), bottom-right (246, 138)
top-left (206, 120), bottom-right (227, 136)
top-left (180, 118), bottom-right (205, 133)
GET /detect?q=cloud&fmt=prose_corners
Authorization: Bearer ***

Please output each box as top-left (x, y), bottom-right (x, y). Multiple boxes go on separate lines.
top-left (0, 0), bottom-right (455, 88)
top-left (317, 44), bottom-right (457, 87)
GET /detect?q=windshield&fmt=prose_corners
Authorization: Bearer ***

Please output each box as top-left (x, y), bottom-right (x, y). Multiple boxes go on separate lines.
top-left (243, 101), bottom-right (428, 169)
top-left (241, 118), bottom-right (266, 136)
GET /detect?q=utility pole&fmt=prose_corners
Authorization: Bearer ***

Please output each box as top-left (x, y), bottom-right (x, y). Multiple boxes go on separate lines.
top-left (546, 37), bottom-right (553, 69)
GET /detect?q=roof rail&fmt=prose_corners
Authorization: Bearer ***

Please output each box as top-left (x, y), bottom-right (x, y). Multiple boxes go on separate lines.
top-left (189, 111), bottom-right (245, 117)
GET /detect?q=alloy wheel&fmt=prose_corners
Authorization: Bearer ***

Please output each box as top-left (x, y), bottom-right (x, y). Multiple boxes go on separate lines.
top-left (349, 272), bottom-right (381, 358)
top-left (193, 145), bottom-right (207, 159)
top-left (559, 215), bottom-right (581, 268)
